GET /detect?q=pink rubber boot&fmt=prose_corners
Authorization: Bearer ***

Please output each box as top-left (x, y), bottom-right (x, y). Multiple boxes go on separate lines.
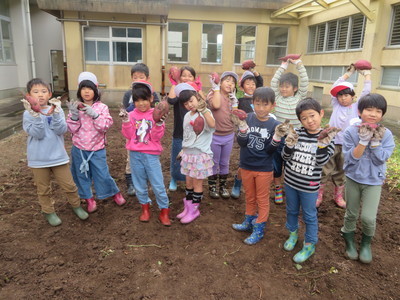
top-left (334, 185), bottom-right (346, 208)
top-left (180, 202), bottom-right (200, 224)
top-left (316, 183), bottom-right (326, 208)
top-left (85, 197), bottom-right (97, 213)
top-left (176, 198), bottom-right (191, 219)
top-left (113, 192), bottom-right (126, 206)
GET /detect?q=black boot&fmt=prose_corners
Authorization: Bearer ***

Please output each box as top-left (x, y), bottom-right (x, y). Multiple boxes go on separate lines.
top-left (219, 174), bottom-right (230, 199)
top-left (125, 173), bottom-right (136, 196)
top-left (208, 175), bottom-right (220, 199)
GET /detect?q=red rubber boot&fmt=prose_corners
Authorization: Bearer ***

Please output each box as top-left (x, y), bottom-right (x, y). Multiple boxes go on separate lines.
top-left (85, 197), bottom-right (97, 213)
top-left (113, 192), bottom-right (126, 206)
top-left (158, 208), bottom-right (171, 226)
top-left (139, 203), bottom-right (151, 222)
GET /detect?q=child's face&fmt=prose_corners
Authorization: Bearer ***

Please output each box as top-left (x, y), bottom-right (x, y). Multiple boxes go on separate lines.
top-left (131, 71), bottom-right (148, 82)
top-left (220, 77), bottom-right (236, 94)
top-left (253, 99), bottom-right (275, 121)
top-left (80, 87), bottom-right (95, 103)
top-left (359, 107), bottom-right (383, 125)
top-left (28, 84), bottom-right (52, 107)
top-left (242, 79), bottom-right (256, 96)
top-left (337, 93), bottom-right (354, 107)
top-left (180, 70), bottom-right (195, 83)
top-left (279, 82), bottom-right (297, 98)
top-left (183, 95), bottom-right (199, 113)
top-left (299, 109), bottom-right (324, 134)
top-left (134, 97), bottom-right (153, 113)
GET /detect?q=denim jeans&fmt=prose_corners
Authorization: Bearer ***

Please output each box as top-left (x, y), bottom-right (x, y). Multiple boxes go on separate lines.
top-left (211, 133), bottom-right (234, 175)
top-left (130, 151), bottom-right (169, 209)
top-left (284, 183), bottom-right (318, 244)
top-left (170, 137), bottom-right (186, 182)
top-left (273, 142), bottom-right (284, 178)
top-left (70, 146), bottom-right (120, 199)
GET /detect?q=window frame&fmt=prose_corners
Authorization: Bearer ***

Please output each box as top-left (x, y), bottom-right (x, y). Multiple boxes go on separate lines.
top-left (0, 14), bottom-right (14, 64)
top-left (234, 24), bottom-right (257, 65)
top-left (266, 26), bottom-right (289, 66)
top-left (380, 66), bottom-right (400, 89)
top-left (306, 65), bottom-right (358, 84)
top-left (201, 23), bottom-right (223, 64)
top-left (167, 21), bottom-right (189, 63)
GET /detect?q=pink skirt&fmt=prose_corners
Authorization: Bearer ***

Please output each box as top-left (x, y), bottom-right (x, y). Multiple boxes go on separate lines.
top-left (180, 152), bottom-right (214, 179)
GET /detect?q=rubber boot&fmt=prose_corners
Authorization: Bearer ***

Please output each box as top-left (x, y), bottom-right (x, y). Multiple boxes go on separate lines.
top-left (230, 175), bottom-right (242, 199)
top-left (219, 174), bottom-right (230, 199)
top-left (169, 177), bottom-right (177, 192)
top-left (232, 215), bottom-right (257, 232)
top-left (43, 212), bottom-right (62, 226)
top-left (113, 192), bottom-right (126, 206)
top-left (208, 175), bottom-right (220, 199)
top-left (72, 206), bottom-right (89, 220)
top-left (341, 231), bottom-right (358, 260)
top-left (180, 202), bottom-right (200, 224)
top-left (316, 183), bottom-right (326, 208)
top-left (359, 233), bottom-right (373, 264)
top-left (293, 243), bottom-right (315, 263)
top-left (274, 185), bottom-right (284, 204)
top-left (139, 203), bottom-right (151, 222)
top-left (125, 173), bottom-right (136, 196)
top-left (177, 198), bottom-right (190, 219)
top-left (158, 208), bottom-right (171, 226)
top-left (85, 197), bottom-right (97, 213)
top-left (284, 230), bottom-right (298, 251)
top-left (244, 222), bottom-right (266, 245)
top-left (334, 185), bottom-right (346, 208)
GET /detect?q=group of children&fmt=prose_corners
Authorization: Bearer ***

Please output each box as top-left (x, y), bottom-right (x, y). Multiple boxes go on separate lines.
top-left (22, 58), bottom-right (395, 264)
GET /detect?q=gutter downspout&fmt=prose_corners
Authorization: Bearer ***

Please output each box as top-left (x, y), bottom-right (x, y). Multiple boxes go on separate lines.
top-left (25, 0), bottom-right (36, 78)
top-left (161, 16), bottom-right (166, 96)
top-left (81, 21), bottom-right (89, 71)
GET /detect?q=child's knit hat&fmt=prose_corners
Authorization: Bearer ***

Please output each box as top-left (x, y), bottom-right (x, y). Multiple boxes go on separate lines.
top-left (221, 71), bottom-right (239, 83)
top-left (174, 82), bottom-right (197, 97)
top-left (330, 81), bottom-right (354, 97)
top-left (240, 71), bottom-right (255, 87)
top-left (132, 80), bottom-right (153, 93)
top-left (78, 72), bottom-right (98, 86)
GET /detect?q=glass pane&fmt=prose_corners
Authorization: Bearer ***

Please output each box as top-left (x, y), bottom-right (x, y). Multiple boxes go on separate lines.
top-left (390, 5), bottom-right (400, 45)
top-left (268, 27), bottom-right (288, 46)
top-left (202, 43), bottom-right (220, 63)
top-left (321, 67), bottom-right (332, 81)
top-left (202, 24), bottom-right (222, 43)
top-left (168, 23), bottom-right (189, 42)
top-left (3, 44), bottom-right (13, 61)
top-left (234, 45), bottom-right (241, 64)
top-left (84, 40), bottom-right (96, 61)
top-left (112, 27), bottom-right (126, 38)
top-left (314, 66), bottom-right (321, 80)
top-left (331, 67), bottom-right (342, 80)
top-left (381, 67), bottom-right (400, 86)
top-left (326, 21), bottom-right (337, 51)
top-left (97, 41), bottom-right (109, 61)
top-left (267, 46), bottom-right (286, 65)
top-left (1, 20), bottom-right (11, 39)
top-left (84, 26), bottom-right (109, 38)
top-left (0, 1), bottom-right (10, 17)
top-left (236, 25), bottom-right (256, 44)
top-left (128, 42), bottom-right (142, 62)
top-left (235, 25), bottom-right (256, 63)
top-left (308, 26), bottom-right (317, 53)
top-left (168, 42), bottom-right (188, 62)
top-left (349, 15), bottom-right (365, 49)
top-left (128, 28), bottom-right (142, 38)
top-left (113, 42), bottom-right (127, 62)
top-left (337, 18), bottom-right (349, 50)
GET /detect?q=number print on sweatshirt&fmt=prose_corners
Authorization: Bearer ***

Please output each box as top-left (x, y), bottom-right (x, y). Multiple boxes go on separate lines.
top-left (247, 126), bottom-right (272, 150)
top-left (289, 141), bottom-right (318, 176)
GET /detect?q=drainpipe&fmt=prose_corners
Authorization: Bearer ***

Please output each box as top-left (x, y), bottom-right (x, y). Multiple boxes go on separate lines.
top-left (81, 21), bottom-right (89, 71)
top-left (25, 0), bottom-right (36, 78)
top-left (161, 16), bottom-right (166, 96)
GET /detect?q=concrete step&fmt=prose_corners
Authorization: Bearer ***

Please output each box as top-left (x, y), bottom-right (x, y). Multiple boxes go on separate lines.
top-left (0, 96), bottom-right (23, 117)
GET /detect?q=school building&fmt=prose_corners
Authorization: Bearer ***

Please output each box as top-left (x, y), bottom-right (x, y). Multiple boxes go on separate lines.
top-left (1, 0), bottom-right (400, 120)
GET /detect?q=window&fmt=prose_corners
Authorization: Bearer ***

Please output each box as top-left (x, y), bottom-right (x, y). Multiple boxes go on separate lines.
top-left (84, 26), bottom-right (142, 63)
top-left (234, 25), bottom-right (256, 64)
top-left (267, 27), bottom-right (288, 65)
top-left (0, 1), bottom-right (13, 63)
top-left (202, 24), bottom-right (223, 63)
top-left (168, 22), bottom-right (189, 62)
top-left (308, 14), bottom-right (366, 53)
top-left (381, 67), bottom-right (400, 88)
top-left (389, 4), bottom-right (400, 46)
top-left (307, 66), bottom-right (358, 83)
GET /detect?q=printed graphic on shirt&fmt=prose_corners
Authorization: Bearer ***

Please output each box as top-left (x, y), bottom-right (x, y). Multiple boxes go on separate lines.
top-left (289, 141), bottom-right (318, 176)
top-left (246, 125), bottom-right (272, 150)
top-left (134, 118), bottom-right (152, 144)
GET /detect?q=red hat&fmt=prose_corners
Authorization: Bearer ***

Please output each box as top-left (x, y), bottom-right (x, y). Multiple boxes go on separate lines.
top-left (132, 80), bottom-right (153, 93)
top-left (330, 82), bottom-right (354, 97)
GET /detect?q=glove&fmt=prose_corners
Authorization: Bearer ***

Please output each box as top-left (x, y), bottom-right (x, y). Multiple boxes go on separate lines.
top-left (358, 69), bottom-right (371, 76)
top-left (317, 126), bottom-right (341, 148)
top-left (194, 76), bottom-right (202, 91)
top-left (156, 112), bottom-right (168, 126)
top-left (67, 101), bottom-right (80, 120)
top-left (82, 104), bottom-right (99, 119)
top-left (21, 99), bottom-right (40, 118)
top-left (273, 119), bottom-right (290, 141)
top-left (358, 124), bottom-right (374, 146)
top-left (209, 75), bottom-right (220, 91)
top-left (228, 91), bottom-right (238, 109)
top-left (238, 120), bottom-right (248, 133)
top-left (370, 124), bottom-right (386, 147)
top-left (280, 61), bottom-right (289, 70)
top-left (345, 63), bottom-right (356, 77)
top-left (289, 58), bottom-right (302, 65)
top-left (49, 98), bottom-right (62, 114)
top-left (119, 106), bottom-right (129, 123)
top-left (285, 127), bottom-right (299, 148)
top-left (230, 113), bottom-right (241, 126)
top-left (197, 99), bottom-right (208, 114)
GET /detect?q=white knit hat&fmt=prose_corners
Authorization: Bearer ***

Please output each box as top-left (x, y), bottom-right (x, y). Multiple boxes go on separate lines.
top-left (78, 72), bottom-right (98, 86)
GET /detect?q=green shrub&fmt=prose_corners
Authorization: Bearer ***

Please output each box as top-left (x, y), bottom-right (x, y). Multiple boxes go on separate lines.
top-left (386, 138), bottom-right (400, 192)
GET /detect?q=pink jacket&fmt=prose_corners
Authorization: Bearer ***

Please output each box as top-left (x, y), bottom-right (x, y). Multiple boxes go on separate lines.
top-left (67, 101), bottom-right (113, 151)
top-left (121, 108), bottom-right (165, 155)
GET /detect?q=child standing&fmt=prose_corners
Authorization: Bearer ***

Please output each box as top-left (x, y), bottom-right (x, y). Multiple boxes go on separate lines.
top-left (207, 71), bottom-right (239, 199)
top-left (22, 78), bottom-right (88, 226)
top-left (122, 63), bottom-right (160, 196)
top-left (341, 94), bottom-right (395, 264)
top-left (174, 83), bottom-right (215, 224)
top-left (282, 98), bottom-right (337, 263)
top-left (232, 87), bottom-right (284, 245)
top-left (167, 66), bottom-right (204, 192)
top-left (318, 65), bottom-right (371, 208)
top-left (271, 58), bottom-right (309, 204)
top-left (67, 72), bottom-right (126, 213)
top-left (120, 80), bottom-right (171, 226)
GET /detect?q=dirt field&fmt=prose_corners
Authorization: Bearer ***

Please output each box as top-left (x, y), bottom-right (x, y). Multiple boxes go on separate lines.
top-left (0, 109), bottom-right (399, 299)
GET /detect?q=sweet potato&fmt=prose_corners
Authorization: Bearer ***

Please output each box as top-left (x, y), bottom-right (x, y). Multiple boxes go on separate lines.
top-left (152, 99), bottom-right (169, 123)
top-left (241, 60), bottom-right (256, 70)
top-left (192, 114), bottom-right (204, 135)
top-left (359, 122), bottom-right (378, 129)
top-left (354, 60), bottom-right (372, 70)
top-left (232, 109), bottom-right (247, 121)
top-left (278, 54), bottom-right (302, 62)
top-left (25, 95), bottom-right (41, 113)
top-left (169, 66), bottom-right (181, 84)
top-left (210, 72), bottom-right (220, 84)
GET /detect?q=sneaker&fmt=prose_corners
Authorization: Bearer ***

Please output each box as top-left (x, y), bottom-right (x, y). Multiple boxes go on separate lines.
top-left (293, 243), bottom-right (315, 263)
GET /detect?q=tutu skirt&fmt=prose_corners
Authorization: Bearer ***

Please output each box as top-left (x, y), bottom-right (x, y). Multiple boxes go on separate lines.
top-left (180, 152), bottom-right (214, 179)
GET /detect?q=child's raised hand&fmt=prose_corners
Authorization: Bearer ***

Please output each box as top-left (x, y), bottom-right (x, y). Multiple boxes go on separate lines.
top-left (209, 75), bottom-right (220, 91)
top-left (66, 101), bottom-right (80, 121)
top-left (156, 111), bottom-right (169, 126)
top-left (49, 98), bottom-right (62, 114)
top-left (285, 127), bottom-right (299, 148)
top-left (238, 119), bottom-right (248, 133)
top-left (358, 69), bottom-right (371, 77)
top-left (82, 104), bottom-right (99, 119)
top-left (21, 99), bottom-right (40, 118)
top-left (317, 126), bottom-right (341, 148)
top-left (228, 90), bottom-right (238, 109)
top-left (196, 99), bottom-right (208, 114)
top-left (370, 124), bottom-right (386, 147)
top-left (119, 105), bottom-right (129, 122)
top-left (273, 119), bottom-right (290, 141)
top-left (358, 124), bottom-right (374, 146)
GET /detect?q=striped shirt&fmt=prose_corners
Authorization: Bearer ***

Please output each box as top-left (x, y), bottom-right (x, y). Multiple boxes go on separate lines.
top-left (282, 127), bottom-right (334, 193)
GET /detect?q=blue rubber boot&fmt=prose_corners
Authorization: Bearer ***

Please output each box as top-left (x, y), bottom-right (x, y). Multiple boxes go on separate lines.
top-left (284, 230), bottom-right (298, 251)
top-left (232, 215), bottom-right (257, 232)
top-left (169, 178), bottom-right (177, 192)
top-left (230, 175), bottom-right (242, 199)
top-left (293, 243), bottom-right (315, 263)
top-left (244, 222), bottom-right (266, 245)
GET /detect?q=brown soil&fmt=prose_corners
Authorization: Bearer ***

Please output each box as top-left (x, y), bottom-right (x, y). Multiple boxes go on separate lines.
top-left (0, 110), bottom-right (399, 299)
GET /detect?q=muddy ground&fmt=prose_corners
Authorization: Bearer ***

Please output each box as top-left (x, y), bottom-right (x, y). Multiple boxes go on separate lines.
top-left (0, 109), bottom-right (399, 299)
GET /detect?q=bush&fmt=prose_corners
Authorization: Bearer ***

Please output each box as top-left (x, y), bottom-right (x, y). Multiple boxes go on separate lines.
top-left (386, 137), bottom-right (400, 192)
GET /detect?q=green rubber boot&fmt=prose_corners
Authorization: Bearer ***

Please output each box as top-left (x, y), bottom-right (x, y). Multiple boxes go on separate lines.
top-left (359, 233), bottom-right (373, 264)
top-left (284, 230), bottom-right (298, 251)
top-left (341, 231), bottom-right (358, 260)
top-left (43, 212), bottom-right (62, 226)
top-left (293, 243), bottom-right (315, 263)
top-left (72, 206), bottom-right (89, 220)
